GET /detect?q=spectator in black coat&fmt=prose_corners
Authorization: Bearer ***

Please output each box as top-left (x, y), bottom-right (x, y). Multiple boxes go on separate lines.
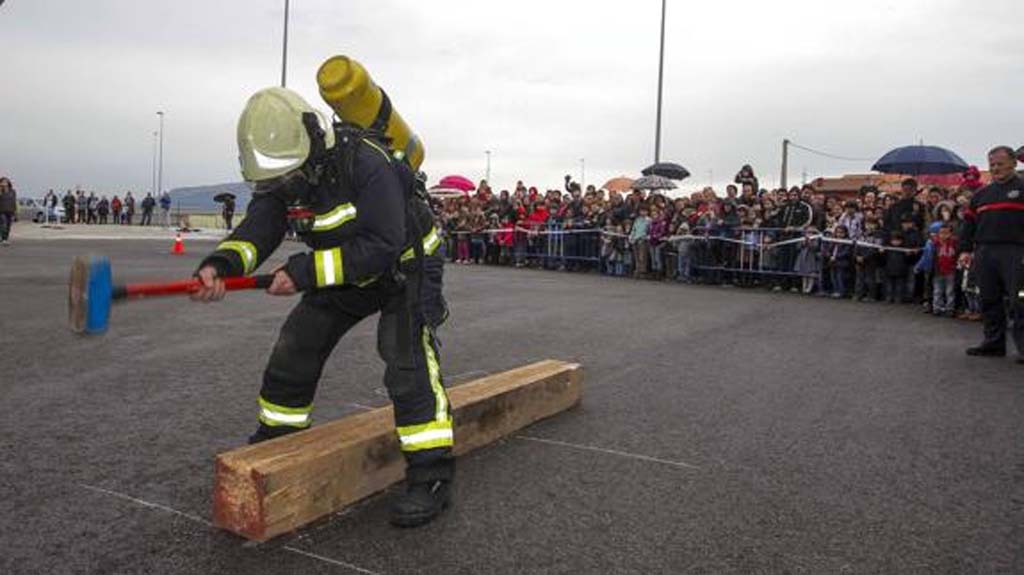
top-left (885, 233), bottom-right (911, 303)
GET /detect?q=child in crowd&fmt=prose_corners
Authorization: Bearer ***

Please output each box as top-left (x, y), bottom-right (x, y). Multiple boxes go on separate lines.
top-left (629, 207), bottom-right (651, 279)
top-left (601, 222), bottom-right (626, 276)
top-left (898, 214), bottom-right (923, 303)
top-left (958, 257), bottom-right (982, 321)
top-left (884, 233), bottom-right (910, 303)
top-left (825, 225), bottom-right (853, 298)
top-left (648, 206), bottom-right (669, 279)
top-left (674, 219), bottom-right (693, 282)
top-left (794, 228), bottom-right (820, 294)
top-left (930, 223), bottom-right (959, 316)
top-left (855, 219), bottom-right (885, 301)
top-left (455, 207), bottom-right (471, 264)
top-left (496, 216), bottom-right (514, 265)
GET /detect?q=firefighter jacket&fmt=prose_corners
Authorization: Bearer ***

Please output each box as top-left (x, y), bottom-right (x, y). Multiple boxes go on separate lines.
top-left (200, 137), bottom-right (439, 290)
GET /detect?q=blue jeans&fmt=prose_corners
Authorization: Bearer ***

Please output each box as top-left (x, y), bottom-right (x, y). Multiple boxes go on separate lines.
top-left (0, 212), bottom-right (12, 241)
top-left (650, 244), bottom-right (664, 273)
top-left (932, 273), bottom-right (956, 313)
top-left (677, 253), bottom-right (691, 281)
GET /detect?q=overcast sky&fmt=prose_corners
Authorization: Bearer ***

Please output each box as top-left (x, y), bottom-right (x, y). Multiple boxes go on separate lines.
top-left (2, 0), bottom-right (1021, 196)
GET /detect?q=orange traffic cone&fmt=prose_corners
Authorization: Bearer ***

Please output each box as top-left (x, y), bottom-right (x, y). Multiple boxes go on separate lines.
top-left (171, 233), bottom-right (185, 255)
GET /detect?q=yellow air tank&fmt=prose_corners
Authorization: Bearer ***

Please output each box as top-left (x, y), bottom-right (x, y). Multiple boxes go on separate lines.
top-left (317, 55), bottom-right (425, 171)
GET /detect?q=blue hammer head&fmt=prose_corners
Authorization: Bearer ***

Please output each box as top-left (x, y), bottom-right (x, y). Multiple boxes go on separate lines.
top-left (69, 256), bottom-right (112, 335)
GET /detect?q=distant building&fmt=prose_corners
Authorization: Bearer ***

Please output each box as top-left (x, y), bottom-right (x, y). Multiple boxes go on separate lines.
top-left (810, 172), bottom-right (991, 199)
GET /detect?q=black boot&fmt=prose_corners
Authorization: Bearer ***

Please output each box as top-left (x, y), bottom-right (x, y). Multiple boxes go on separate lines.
top-left (965, 345), bottom-right (1006, 357)
top-left (389, 480), bottom-right (451, 528)
top-left (248, 423), bottom-right (303, 444)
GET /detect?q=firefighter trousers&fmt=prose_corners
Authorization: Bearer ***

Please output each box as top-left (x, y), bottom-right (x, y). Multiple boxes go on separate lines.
top-left (976, 244), bottom-right (1024, 354)
top-left (255, 258), bottom-right (453, 483)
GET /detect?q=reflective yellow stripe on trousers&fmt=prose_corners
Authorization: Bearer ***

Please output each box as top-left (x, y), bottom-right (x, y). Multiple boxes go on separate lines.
top-left (258, 397), bottom-right (312, 428)
top-left (395, 327), bottom-right (452, 452)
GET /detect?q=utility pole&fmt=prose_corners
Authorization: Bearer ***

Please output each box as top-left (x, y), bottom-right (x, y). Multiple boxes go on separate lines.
top-left (485, 150), bottom-right (491, 183)
top-left (654, 0), bottom-right (667, 163)
top-left (801, 168), bottom-right (808, 186)
top-left (281, 0), bottom-right (290, 87)
top-left (780, 138), bottom-right (789, 191)
top-left (151, 131), bottom-right (158, 195)
top-left (157, 111), bottom-right (165, 195)
top-left (580, 158), bottom-right (585, 190)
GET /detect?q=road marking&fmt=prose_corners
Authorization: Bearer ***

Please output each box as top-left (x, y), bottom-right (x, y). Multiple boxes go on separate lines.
top-left (78, 483), bottom-right (212, 526)
top-left (515, 435), bottom-right (700, 470)
top-left (283, 546), bottom-right (383, 575)
top-left (80, 483), bottom-right (380, 573)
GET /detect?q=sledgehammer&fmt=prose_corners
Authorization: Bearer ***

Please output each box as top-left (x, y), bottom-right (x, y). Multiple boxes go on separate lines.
top-left (68, 256), bottom-right (273, 335)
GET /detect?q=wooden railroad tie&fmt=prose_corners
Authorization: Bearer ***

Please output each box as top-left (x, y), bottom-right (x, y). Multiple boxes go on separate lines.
top-left (213, 359), bottom-right (583, 541)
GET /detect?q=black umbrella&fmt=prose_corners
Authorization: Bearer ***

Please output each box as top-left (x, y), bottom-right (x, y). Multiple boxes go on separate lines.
top-left (641, 162), bottom-right (690, 181)
top-left (213, 192), bottom-right (237, 203)
top-left (871, 145), bottom-right (968, 176)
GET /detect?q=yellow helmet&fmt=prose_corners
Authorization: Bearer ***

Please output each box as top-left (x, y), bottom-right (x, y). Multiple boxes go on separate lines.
top-left (237, 87), bottom-right (335, 182)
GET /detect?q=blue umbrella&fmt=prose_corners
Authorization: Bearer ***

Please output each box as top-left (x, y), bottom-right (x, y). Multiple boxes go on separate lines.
top-left (872, 145), bottom-right (968, 176)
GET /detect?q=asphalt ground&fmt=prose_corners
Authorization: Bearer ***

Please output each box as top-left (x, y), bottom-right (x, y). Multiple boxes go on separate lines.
top-left (1, 234), bottom-right (1021, 575)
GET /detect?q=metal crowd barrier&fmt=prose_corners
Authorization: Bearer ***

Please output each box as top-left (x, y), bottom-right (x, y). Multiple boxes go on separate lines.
top-left (438, 224), bottom-right (922, 296)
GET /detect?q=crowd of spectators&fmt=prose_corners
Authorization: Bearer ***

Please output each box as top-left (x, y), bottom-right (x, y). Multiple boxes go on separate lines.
top-left (433, 163), bottom-right (997, 321)
top-left (40, 189), bottom-right (171, 226)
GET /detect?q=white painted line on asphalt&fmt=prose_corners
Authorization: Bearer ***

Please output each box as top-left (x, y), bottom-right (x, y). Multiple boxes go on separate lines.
top-left (78, 483), bottom-right (212, 527)
top-left (80, 483), bottom-right (382, 574)
top-left (283, 546), bottom-right (383, 575)
top-left (515, 435), bottom-right (700, 470)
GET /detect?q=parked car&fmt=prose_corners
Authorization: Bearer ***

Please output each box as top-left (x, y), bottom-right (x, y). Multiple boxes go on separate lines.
top-left (16, 197), bottom-right (65, 223)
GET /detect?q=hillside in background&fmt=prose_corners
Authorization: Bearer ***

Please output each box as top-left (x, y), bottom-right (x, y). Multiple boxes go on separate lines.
top-left (168, 182), bottom-right (252, 212)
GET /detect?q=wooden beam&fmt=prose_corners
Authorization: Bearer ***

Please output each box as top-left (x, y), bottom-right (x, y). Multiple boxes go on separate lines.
top-left (213, 359), bottom-right (583, 541)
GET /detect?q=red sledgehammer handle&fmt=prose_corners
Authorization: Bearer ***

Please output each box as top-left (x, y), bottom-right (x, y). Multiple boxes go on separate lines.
top-left (117, 275), bottom-right (275, 300)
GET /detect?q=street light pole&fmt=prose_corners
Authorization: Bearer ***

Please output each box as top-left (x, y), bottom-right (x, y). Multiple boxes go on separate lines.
top-left (780, 138), bottom-right (789, 191)
top-left (485, 150), bottom-right (491, 183)
top-left (281, 0), bottom-right (290, 87)
top-left (157, 111), bottom-right (165, 195)
top-left (151, 131), bottom-right (158, 195)
top-left (654, 0), bottom-right (667, 163)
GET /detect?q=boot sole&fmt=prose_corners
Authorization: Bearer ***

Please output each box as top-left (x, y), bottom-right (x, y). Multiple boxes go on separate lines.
top-left (389, 500), bottom-right (450, 528)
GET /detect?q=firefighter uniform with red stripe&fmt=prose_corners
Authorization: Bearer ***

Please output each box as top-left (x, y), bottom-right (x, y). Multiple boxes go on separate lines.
top-left (199, 133), bottom-right (454, 504)
top-left (960, 172), bottom-right (1024, 358)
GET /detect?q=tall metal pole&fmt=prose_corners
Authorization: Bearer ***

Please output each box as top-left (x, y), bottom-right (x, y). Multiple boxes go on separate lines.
top-left (780, 138), bottom-right (789, 191)
top-left (157, 111), bottom-right (165, 195)
top-left (654, 0), bottom-right (667, 163)
top-left (485, 150), bottom-right (491, 183)
top-left (151, 131), bottom-right (158, 195)
top-left (281, 0), bottom-right (290, 87)
top-left (580, 158), bottom-right (586, 190)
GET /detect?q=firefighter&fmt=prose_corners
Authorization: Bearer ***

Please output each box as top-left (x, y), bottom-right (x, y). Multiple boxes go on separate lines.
top-left (960, 145), bottom-right (1024, 364)
top-left (192, 87), bottom-right (453, 526)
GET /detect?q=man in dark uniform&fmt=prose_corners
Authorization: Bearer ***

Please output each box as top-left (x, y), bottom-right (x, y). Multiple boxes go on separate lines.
top-left (774, 187), bottom-right (811, 291)
top-left (960, 146), bottom-right (1024, 364)
top-left (192, 87), bottom-right (453, 526)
